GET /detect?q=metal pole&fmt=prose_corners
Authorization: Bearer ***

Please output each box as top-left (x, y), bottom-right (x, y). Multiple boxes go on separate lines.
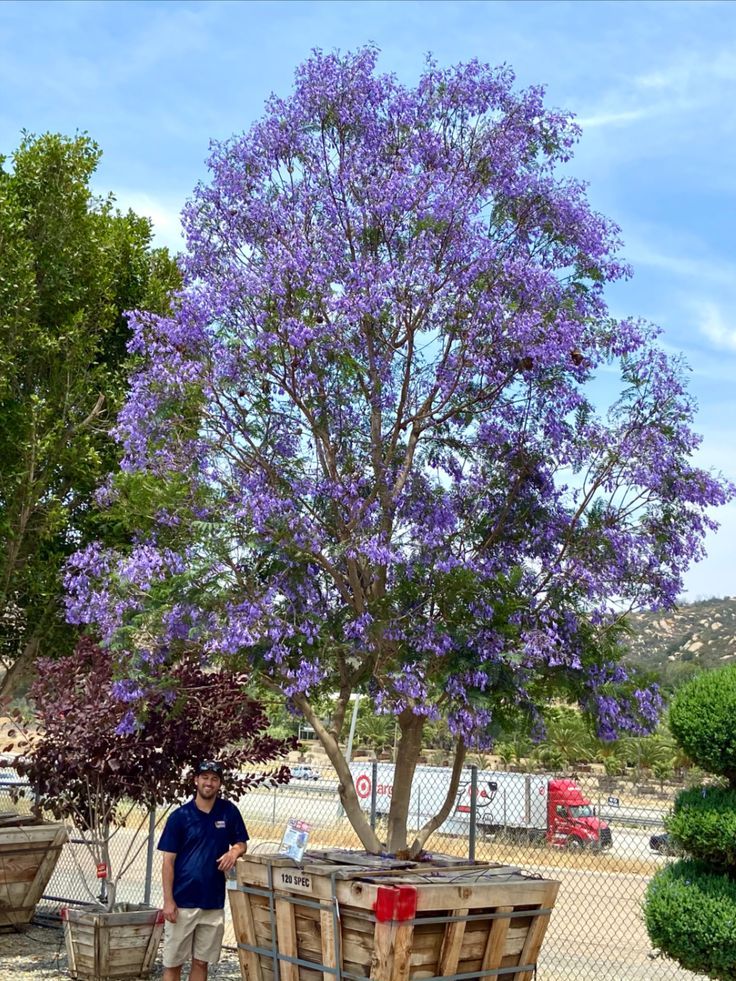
top-left (143, 807), bottom-right (157, 906)
top-left (370, 760), bottom-right (378, 830)
top-left (469, 765), bottom-right (478, 863)
top-left (345, 694), bottom-right (361, 764)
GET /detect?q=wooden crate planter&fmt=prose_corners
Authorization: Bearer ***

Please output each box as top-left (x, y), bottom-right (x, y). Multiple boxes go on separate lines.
top-left (229, 850), bottom-right (559, 981)
top-left (0, 818), bottom-right (67, 928)
top-left (62, 903), bottom-right (164, 981)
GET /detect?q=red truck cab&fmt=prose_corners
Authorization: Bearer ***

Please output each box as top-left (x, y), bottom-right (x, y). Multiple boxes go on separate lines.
top-left (547, 778), bottom-right (612, 850)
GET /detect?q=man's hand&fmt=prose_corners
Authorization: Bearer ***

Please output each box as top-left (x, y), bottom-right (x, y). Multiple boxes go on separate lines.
top-left (217, 845), bottom-right (244, 872)
top-left (163, 899), bottom-right (178, 923)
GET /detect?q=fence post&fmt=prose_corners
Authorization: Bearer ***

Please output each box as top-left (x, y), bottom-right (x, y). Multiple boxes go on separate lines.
top-left (143, 807), bottom-right (157, 907)
top-left (370, 760), bottom-right (378, 830)
top-left (469, 765), bottom-right (478, 863)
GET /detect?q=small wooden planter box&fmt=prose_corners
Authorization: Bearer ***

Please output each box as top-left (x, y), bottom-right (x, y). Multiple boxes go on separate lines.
top-left (0, 818), bottom-right (66, 928)
top-left (62, 903), bottom-right (164, 981)
top-left (230, 850), bottom-right (559, 981)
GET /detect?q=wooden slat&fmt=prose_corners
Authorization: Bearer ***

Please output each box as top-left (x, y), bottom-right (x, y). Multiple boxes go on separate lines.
top-left (319, 905), bottom-right (338, 981)
top-left (437, 906), bottom-right (468, 977)
top-left (515, 883), bottom-right (560, 981)
top-left (275, 896), bottom-right (299, 981)
top-left (481, 905), bottom-right (513, 974)
top-left (140, 917), bottom-right (164, 974)
top-left (96, 919), bottom-right (110, 977)
top-left (392, 919), bottom-right (415, 981)
top-left (23, 825), bottom-right (67, 909)
top-left (369, 919), bottom-right (393, 980)
top-left (228, 888), bottom-right (264, 981)
top-left (63, 918), bottom-right (78, 976)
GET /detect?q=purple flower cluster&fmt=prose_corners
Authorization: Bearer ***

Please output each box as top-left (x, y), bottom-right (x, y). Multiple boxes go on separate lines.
top-left (66, 48), bottom-right (732, 758)
top-left (584, 662), bottom-right (664, 741)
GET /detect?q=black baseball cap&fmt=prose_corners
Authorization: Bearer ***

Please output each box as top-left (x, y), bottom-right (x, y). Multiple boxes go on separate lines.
top-left (195, 760), bottom-right (224, 778)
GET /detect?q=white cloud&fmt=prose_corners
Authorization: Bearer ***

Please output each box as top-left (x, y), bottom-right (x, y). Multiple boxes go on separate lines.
top-left (624, 238), bottom-right (736, 289)
top-left (697, 301), bottom-right (736, 353)
top-left (576, 107), bottom-right (658, 129)
top-left (635, 47), bottom-right (736, 94)
top-left (112, 190), bottom-right (185, 254)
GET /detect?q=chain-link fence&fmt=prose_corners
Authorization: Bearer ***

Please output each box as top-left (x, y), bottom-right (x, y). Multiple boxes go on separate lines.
top-left (2, 762), bottom-right (703, 979)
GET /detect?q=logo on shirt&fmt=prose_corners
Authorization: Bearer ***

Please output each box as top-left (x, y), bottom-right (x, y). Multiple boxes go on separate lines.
top-left (215, 820), bottom-right (226, 828)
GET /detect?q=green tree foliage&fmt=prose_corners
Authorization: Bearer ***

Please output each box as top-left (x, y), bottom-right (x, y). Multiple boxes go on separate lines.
top-left (0, 133), bottom-right (179, 696)
top-left (669, 665), bottom-right (736, 785)
top-left (354, 706), bottom-right (395, 755)
top-left (534, 708), bottom-right (594, 770)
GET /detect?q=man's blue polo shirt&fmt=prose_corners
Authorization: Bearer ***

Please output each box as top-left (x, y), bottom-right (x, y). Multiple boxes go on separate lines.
top-left (158, 797), bottom-right (248, 909)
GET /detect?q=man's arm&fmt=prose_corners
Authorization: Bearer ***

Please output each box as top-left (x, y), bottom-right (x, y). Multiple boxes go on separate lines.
top-left (161, 851), bottom-right (178, 922)
top-left (216, 840), bottom-right (247, 872)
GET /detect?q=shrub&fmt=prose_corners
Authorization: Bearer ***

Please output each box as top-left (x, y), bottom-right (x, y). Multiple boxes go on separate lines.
top-left (644, 666), bottom-right (736, 977)
top-left (667, 786), bottom-right (736, 871)
top-left (669, 666), bottom-right (736, 785)
top-left (645, 860), bottom-right (736, 980)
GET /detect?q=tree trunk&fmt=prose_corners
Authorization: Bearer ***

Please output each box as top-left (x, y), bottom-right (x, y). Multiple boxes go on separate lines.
top-left (0, 634), bottom-right (40, 705)
top-left (386, 709), bottom-right (424, 855)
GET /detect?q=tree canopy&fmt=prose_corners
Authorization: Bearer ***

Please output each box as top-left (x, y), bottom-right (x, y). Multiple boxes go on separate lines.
top-left (0, 132), bottom-right (179, 698)
top-left (64, 49), bottom-right (732, 854)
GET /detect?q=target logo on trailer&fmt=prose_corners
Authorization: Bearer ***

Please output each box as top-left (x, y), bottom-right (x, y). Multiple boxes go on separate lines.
top-left (355, 774), bottom-right (372, 799)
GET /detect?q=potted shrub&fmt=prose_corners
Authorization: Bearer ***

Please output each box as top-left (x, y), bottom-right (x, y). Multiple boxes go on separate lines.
top-left (62, 48), bottom-right (729, 979)
top-left (14, 637), bottom-right (292, 980)
top-left (644, 665), bottom-right (736, 978)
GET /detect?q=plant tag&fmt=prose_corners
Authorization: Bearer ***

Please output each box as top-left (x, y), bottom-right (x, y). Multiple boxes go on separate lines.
top-left (276, 869), bottom-right (312, 894)
top-left (96, 863), bottom-right (108, 879)
top-left (277, 818), bottom-right (311, 862)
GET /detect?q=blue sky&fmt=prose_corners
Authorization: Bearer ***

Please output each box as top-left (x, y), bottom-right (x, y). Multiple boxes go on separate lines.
top-left (1, 0), bottom-right (735, 600)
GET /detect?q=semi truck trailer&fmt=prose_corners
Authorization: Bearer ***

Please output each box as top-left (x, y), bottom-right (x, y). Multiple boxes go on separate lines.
top-left (349, 762), bottom-right (612, 850)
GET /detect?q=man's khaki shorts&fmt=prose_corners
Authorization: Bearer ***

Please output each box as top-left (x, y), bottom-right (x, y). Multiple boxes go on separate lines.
top-left (163, 907), bottom-right (225, 967)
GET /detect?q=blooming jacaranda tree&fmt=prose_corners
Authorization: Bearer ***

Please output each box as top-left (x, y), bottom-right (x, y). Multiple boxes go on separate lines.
top-left (64, 48), bottom-right (732, 856)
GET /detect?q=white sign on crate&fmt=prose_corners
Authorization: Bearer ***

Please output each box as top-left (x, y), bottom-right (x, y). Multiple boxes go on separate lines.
top-left (276, 869), bottom-right (313, 894)
top-left (277, 817), bottom-right (311, 862)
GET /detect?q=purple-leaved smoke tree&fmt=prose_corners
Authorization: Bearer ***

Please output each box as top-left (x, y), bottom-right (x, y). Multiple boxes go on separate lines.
top-left (65, 49), bottom-right (732, 856)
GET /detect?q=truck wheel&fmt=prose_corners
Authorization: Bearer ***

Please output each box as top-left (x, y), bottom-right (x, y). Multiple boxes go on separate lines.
top-left (566, 836), bottom-right (584, 852)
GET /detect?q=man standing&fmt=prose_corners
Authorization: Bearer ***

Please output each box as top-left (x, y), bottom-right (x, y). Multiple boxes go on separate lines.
top-left (158, 760), bottom-right (248, 981)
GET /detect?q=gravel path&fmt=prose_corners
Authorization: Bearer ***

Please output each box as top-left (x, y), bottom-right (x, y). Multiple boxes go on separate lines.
top-left (0, 924), bottom-right (243, 980)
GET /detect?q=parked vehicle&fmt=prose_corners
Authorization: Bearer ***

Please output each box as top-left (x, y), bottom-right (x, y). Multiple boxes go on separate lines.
top-left (290, 764), bottom-right (320, 781)
top-left (349, 762), bottom-right (612, 850)
top-left (649, 832), bottom-right (680, 856)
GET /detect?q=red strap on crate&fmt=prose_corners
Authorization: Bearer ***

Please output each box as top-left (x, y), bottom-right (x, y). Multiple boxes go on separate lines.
top-left (374, 885), bottom-right (417, 922)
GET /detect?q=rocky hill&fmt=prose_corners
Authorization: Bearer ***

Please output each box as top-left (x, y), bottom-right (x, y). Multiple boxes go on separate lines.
top-left (622, 596), bottom-right (736, 688)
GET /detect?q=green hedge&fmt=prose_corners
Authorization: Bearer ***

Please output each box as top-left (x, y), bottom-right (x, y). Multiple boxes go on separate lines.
top-left (668, 786), bottom-right (736, 871)
top-left (669, 666), bottom-right (736, 783)
top-left (645, 860), bottom-right (736, 979)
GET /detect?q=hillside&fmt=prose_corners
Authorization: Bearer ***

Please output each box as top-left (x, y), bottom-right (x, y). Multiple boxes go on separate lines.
top-left (622, 596), bottom-right (736, 688)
